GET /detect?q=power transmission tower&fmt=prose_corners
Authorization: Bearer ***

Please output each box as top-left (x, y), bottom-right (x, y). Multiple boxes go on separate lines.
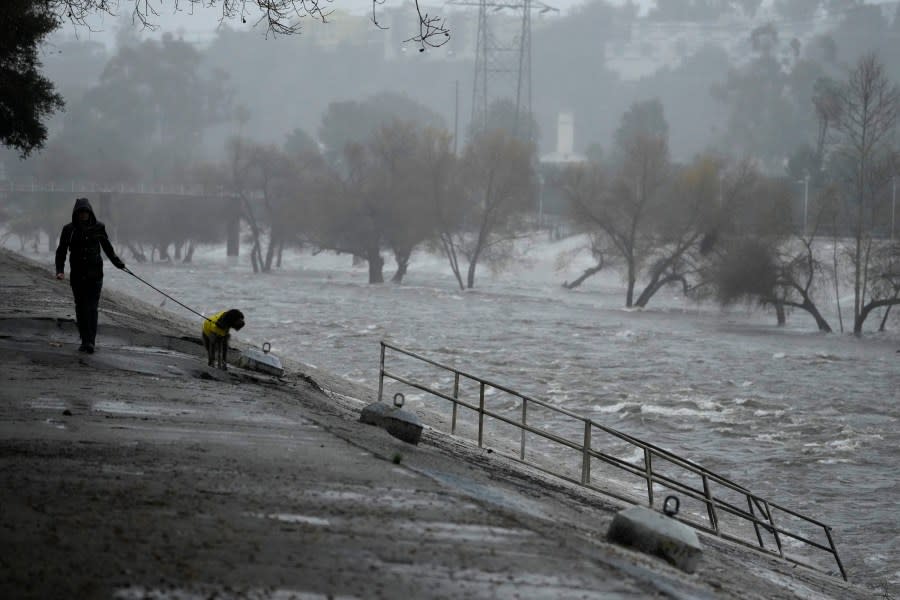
top-left (449, 0), bottom-right (556, 144)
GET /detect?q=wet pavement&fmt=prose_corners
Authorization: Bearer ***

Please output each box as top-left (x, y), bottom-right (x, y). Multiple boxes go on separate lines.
top-left (0, 249), bottom-right (874, 599)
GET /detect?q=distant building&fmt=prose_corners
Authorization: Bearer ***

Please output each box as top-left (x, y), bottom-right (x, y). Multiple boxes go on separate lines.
top-left (540, 111), bottom-right (585, 164)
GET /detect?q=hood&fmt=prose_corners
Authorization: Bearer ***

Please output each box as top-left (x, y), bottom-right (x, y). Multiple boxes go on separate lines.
top-left (72, 197), bottom-right (97, 225)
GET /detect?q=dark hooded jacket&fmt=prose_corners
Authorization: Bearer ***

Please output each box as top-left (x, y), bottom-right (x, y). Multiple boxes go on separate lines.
top-left (55, 198), bottom-right (123, 280)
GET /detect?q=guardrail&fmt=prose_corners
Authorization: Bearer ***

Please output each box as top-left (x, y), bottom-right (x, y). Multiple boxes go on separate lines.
top-left (377, 341), bottom-right (847, 581)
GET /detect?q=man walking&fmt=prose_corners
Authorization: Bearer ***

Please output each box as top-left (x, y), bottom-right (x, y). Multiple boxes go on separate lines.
top-left (55, 197), bottom-right (125, 353)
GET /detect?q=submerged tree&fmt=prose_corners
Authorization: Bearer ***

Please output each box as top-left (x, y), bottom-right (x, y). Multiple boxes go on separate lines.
top-left (710, 177), bottom-right (836, 332)
top-left (303, 121), bottom-right (443, 284)
top-left (562, 101), bottom-right (671, 307)
top-left (442, 130), bottom-right (535, 289)
top-left (827, 54), bottom-right (900, 334)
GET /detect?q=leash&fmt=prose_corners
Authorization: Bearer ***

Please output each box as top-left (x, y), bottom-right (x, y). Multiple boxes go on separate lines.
top-left (122, 267), bottom-right (215, 324)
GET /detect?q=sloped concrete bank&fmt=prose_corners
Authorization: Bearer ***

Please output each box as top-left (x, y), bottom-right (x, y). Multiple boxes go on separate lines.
top-left (0, 249), bottom-right (871, 599)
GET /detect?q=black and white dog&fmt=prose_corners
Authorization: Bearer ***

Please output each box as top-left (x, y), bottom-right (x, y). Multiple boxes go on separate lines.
top-left (202, 309), bottom-right (245, 370)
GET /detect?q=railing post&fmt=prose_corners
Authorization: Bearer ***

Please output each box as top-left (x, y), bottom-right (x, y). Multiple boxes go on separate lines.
top-left (747, 496), bottom-right (764, 548)
top-left (451, 372), bottom-right (459, 435)
top-left (478, 382), bottom-right (485, 448)
top-left (762, 500), bottom-right (784, 558)
top-left (643, 448), bottom-right (654, 507)
top-left (702, 474), bottom-right (719, 533)
top-left (581, 420), bottom-right (591, 485)
top-left (824, 526), bottom-right (848, 581)
top-left (377, 342), bottom-right (386, 403)
top-left (520, 398), bottom-right (527, 460)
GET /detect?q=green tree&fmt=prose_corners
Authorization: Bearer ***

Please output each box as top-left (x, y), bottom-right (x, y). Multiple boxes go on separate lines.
top-left (49, 34), bottom-right (233, 182)
top-left (0, 1), bottom-right (63, 156)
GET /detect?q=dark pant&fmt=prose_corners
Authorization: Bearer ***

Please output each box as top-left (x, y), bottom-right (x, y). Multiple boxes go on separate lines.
top-left (71, 278), bottom-right (103, 346)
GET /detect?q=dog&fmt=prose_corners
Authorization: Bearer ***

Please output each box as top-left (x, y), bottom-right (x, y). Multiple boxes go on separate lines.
top-left (202, 309), bottom-right (245, 370)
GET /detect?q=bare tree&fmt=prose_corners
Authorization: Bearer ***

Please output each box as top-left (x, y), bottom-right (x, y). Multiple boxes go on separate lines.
top-left (422, 129), bottom-right (467, 290)
top-left (451, 130), bottom-right (535, 289)
top-left (561, 127), bottom-right (670, 307)
top-left (558, 163), bottom-right (610, 290)
top-left (53, 0), bottom-right (449, 48)
top-left (304, 142), bottom-right (387, 283)
top-left (828, 53), bottom-right (900, 334)
top-left (226, 137), bottom-right (299, 273)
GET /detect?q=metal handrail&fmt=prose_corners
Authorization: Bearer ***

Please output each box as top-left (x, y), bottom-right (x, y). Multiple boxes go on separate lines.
top-left (378, 341), bottom-right (847, 581)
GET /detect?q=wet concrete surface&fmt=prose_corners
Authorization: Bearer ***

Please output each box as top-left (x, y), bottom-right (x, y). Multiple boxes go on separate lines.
top-left (0, 249), bottom-right (873, 599)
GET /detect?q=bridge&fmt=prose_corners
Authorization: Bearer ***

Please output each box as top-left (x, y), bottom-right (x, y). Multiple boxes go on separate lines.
top-left (0, 180), bottom-right (243, 257)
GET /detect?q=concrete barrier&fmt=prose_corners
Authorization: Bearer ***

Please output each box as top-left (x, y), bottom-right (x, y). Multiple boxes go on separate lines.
top-left (607, 504), bottom-right (703, 573)
top-left (360, 401), bottom-right (423, 445)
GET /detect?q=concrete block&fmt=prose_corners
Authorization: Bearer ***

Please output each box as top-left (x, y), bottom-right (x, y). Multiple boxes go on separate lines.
top-left (360, 402), bottom-right (423, 445)
top-left (607, 505), bottom-right (703, 573)
top-left (237, 346), bottom-right (284, 377)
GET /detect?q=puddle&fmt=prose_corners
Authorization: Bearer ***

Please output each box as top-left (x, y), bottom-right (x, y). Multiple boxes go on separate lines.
top-left (399, 521), bottom-right (535, 543)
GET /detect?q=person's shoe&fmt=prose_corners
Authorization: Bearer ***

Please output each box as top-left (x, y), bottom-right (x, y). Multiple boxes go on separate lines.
top-left (78, 344), bottom-right (89, 353)
top-left (84, 344), bottom-right (95, 354)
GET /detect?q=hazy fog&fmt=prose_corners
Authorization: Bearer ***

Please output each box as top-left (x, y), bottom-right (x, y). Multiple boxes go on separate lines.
top-left (19, 0), bottom-right (899, 173)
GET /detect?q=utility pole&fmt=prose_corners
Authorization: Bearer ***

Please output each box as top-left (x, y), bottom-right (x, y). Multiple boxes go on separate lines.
top-left (892, 175), bottom-right (896, 242)
top-left (453, 80), bottom-right (459, 156)
top-left (449, 0), bottom-right (557, 142)
top-left (803, 173), bottom-right (810, 236)
top-left (797, 173), bottom-right (810, 236)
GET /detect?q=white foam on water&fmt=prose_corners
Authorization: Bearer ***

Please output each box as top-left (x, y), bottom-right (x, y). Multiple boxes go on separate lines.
top-left (29, 396), bottom-right (67, 410)
top-left (591, 401), bottom-right (634, 414)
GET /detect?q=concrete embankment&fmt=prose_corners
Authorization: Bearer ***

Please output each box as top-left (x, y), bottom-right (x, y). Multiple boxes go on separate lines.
top-left (0, 249), bottom-right (871, 599)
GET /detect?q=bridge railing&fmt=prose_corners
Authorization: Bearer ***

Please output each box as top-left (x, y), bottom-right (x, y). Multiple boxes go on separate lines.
top-left (377, 341), bottom-right (847, 581)
top-left (0, 180), bottom-right (239, 197)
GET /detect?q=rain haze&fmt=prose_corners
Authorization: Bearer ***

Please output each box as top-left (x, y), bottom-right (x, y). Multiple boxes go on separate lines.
top-left (1, 0), bottom-right (899, 597)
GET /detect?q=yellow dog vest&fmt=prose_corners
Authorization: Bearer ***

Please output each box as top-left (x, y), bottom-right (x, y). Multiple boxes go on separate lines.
top-left (203, 310), bottom-right (229, 337)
